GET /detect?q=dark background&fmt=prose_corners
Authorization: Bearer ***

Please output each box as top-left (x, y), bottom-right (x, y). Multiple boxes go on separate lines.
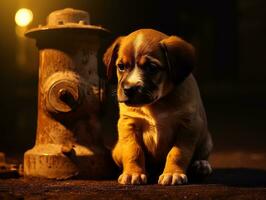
top-left (0, 0), bottom-right (265, 155)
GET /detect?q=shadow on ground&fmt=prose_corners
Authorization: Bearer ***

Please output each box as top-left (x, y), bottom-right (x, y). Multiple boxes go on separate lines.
top-left (201, 168), bottom-right (266, 187)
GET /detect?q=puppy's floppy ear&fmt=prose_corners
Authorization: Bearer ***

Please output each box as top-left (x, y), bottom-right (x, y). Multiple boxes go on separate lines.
top-left (103, 37), bottom-right (123, 81)
top-left (160, 36), bottom-right (195, 84)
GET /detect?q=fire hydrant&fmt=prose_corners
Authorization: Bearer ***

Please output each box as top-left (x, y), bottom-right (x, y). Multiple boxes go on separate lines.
top-left (24, 8), bottom-right (114, 179)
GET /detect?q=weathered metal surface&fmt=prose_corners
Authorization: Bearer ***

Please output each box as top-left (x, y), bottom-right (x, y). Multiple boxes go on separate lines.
top-left (23, 8), bottom-right (115, 179)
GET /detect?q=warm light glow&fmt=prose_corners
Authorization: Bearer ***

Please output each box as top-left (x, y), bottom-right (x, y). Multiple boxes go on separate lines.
top-left (15, 8), bottom-right (33, 27)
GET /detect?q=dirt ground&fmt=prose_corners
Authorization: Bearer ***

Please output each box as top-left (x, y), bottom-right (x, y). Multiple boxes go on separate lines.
top-left (0, 150), bottom-right (265, 200)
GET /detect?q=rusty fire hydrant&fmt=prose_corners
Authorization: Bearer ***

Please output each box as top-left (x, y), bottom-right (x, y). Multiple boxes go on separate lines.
top-left (24, 8), bottom-right (113, 179)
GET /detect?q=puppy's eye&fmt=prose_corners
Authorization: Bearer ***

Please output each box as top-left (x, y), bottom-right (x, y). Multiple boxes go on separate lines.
top-left (117, 63), bottom-right (125, 72)
top-left (144, 63), bottom-right (159, 75)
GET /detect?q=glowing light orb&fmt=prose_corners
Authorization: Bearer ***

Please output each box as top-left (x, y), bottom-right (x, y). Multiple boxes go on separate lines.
top-left (15, 8), bottom-right (33, 27)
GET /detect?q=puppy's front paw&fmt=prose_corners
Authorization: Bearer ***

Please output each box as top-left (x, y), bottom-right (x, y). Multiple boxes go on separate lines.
top-left (158, 173), bottom-right (188, 185)
top-left (118, 173), bottom-right (147, 185)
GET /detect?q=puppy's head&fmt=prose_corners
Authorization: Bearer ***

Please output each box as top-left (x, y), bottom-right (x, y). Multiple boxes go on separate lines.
top-left (103, 29), bottom-right (195, 107)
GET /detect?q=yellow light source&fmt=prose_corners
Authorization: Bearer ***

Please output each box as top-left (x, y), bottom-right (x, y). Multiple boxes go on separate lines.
top-left (15, 8), bottom-right (33, 27)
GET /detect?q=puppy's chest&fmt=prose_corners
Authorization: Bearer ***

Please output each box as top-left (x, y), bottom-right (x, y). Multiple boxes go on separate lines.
top-left (139, 115), bottom-right (174, 157)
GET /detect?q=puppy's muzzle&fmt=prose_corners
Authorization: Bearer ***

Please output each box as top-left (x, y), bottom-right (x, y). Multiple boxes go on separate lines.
top-left (123, 85), bottom-right (140, 98)
top-left (120, 84), bottom-right (155, 106)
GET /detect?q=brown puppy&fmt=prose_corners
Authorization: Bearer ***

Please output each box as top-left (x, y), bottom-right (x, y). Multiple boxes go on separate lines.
top-left (103, 29), bottom-right (213, 185)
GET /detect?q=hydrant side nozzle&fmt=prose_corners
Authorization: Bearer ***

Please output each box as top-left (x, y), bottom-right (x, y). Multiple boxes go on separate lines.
top-left (43, 72), bottom-right (82, 114)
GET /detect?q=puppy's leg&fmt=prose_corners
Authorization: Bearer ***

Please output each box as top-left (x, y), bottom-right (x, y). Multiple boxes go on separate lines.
top-left (158, 132), bottom-right (197, 186)
top-left (189, 130), bottom-right (213, 178)
top-left (113, 117), bottom-right (147, 185)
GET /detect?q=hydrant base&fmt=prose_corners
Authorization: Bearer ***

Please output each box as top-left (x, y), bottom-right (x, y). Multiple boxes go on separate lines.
top-left (24, 144), bottom-right (111, 179)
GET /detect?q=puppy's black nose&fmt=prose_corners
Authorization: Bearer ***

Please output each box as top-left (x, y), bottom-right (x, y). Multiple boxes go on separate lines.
top-left (123, 86), bottom-right (139, 98)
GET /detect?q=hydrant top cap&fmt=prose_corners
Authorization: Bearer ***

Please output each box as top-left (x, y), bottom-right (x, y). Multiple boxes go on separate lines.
top-left (47, 8), bottom-right (90, 26)
top-left (25, 8), bottom-right (110, 38)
